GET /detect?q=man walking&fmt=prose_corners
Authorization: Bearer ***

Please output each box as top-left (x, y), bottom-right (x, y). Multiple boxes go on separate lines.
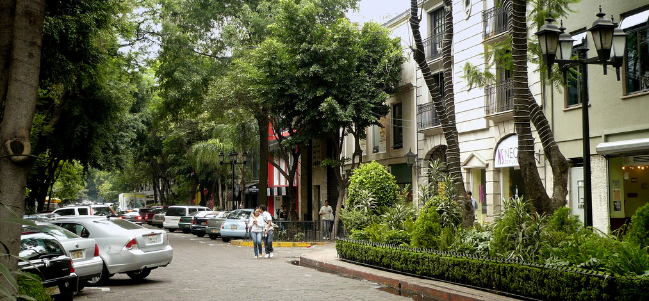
top-left (259, 205), bottom-right (274, 258)
top-left (467, 191), bottom-right (478, 217)
top-left (319, 200), bottom-right (334, 240)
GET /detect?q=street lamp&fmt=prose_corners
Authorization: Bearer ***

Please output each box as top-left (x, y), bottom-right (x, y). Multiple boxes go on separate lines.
top-left (406, 148), bottom-right (417, 168)
top-left (220, 149), bottom-right (248, 210)
top-left (535, 7), bottom-right (627, 227)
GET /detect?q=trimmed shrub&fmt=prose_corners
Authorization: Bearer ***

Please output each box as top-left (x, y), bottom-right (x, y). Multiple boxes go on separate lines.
top-left (625, 203), bottom-right (649, 247)
top-left (383, 229), bottom-right (410, 246)
top-left (339, 208), bottom-right (378, 232)
top-left (336, 239), bottom-right (649, 301)
top-left (424, 195), bottom-right (462, 228)
top-left (347, 161), bottom-right (399, 209)
top-left (410, 206), bottom-right (442, 249)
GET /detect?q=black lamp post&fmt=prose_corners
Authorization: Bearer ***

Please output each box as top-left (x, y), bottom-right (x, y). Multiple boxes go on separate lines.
top-left (219, 149), bottom-right (248, 210)
top-left (535, 7), bottom-right (626, 227)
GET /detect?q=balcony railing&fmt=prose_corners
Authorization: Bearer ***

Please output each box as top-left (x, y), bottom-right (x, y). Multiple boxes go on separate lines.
top-left (423, 31), bottom-right (444, 62)
top-left (417, 102), bottom-right (441, 129)
top-left (482, 6), bottom-right (509, 40)
top-left (485, 79), bottom-right (513, 115)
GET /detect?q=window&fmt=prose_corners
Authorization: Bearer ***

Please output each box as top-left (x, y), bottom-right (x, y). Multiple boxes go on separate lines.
top-left (58, 223), bottom-right (90, 238)
top-left (372, 125), bottom-right (379, 153)
top-left (566, 34), bottom-right (587, 107)
top-left (77, 207), bottom-right (89, 215)
top-left (392, 103), bottom-right (403, 149)
top-left (430, 8), bottom-right (445, 36)
top-left (426, 8), bottom-right (445, 61)
top-left (624, 18), bottom-right (649, 94)
top-left (55, 208), bottom-right (75, 216)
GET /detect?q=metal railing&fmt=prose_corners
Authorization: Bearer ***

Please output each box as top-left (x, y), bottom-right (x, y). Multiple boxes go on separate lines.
top-left (417, 102), bottom-right (441, 129)
top-left (273, 221), bottom-right (325, 242)
top-left (482, 6), bottom-right (509, 40)
top-left (484, 79), bottom-right (513, 115)
top-left (423, 31), bottom-right (444, 61)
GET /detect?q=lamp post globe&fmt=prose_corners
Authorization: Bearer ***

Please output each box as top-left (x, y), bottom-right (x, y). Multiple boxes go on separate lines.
top-left (557, 23), bottom-right (574, 61)
top-left (218, 150), bottom-right (225, 164)
top-left (242, 151), bottom-right (248, 164)
top-left (535, 15), bottom-right (562, 79)
top-left (588, 6), bottom-right (616, 61)
top-left (229, 149), bottom-right (238, 163)
top-left (406, 148), bottom-right (417, 167)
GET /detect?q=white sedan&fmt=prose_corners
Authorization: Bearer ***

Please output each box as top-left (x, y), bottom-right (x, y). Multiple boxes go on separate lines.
top-left (52, 216), bottom-right (173, 284)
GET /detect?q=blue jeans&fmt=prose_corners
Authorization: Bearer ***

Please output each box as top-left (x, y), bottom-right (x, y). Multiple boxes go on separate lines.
top-left (322, 220), bottom-right (332, 238)
top-left (263, 229), bottom-right (274, 254)
top-left (251, 232), bottom-right (263, 256)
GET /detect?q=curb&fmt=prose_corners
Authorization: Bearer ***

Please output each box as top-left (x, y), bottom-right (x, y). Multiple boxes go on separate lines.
top-left (230, 240), bottom-right (328, 247)
top-left (299, 250), bottom-right (520, 301)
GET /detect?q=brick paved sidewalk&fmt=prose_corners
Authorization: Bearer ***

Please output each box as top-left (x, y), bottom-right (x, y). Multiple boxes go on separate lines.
top-left (299, 243), bottom-right (522, 301)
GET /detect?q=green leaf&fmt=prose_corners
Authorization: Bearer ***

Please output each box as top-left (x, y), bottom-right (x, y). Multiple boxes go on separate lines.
top-left (0, 263), bottom-right (18, 291)
top-left (0, 285), bottom-right (16, 301)
top-left (1, 218), bottom-right (38, 227)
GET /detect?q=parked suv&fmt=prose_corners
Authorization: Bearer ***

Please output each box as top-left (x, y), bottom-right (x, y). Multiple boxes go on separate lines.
top-left (163, 205), bottom-right (210, 232)
top-left (53, 205), bottom-right (116, 217)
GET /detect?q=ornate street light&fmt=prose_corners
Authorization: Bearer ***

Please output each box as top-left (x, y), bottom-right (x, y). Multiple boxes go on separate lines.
top-left (535, 6), bottom-right (627, 227)
top-left (535, 15), bottom-right (562, 79)
top-left (220, 149), bottom-right (248, 210)
top-left (588, 6), bottom-right (616, 61)
top-left (406, 148), bottom-right (417, 168)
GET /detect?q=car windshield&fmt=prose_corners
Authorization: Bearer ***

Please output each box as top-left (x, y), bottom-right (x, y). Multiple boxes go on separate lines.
top-left (216, 212), bottom-right (228, 218)
top-left (166, 207), bottom-right (186, 216)
top-left (20, 236), bottom-right (65, 260)
top-left (92, 206), bottom-right (116, 216)
top-left (151, 208), bottom-right (164, 214)
top-left (40, 225), bottom-right (79, 239)
top-left (92, 219), bottom-right (143, 230)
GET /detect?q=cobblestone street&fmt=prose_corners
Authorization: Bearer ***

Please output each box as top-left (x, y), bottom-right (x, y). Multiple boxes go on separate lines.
top-left (73, 227), bottom-right (409, 301)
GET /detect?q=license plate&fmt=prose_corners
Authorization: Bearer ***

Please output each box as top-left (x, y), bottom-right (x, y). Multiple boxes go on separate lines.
top-left (211, 229), bottom-right (219, 233)
top-left (231, 225), bottom-right (237, 229)
top-left (148, 234), bottom-right (159, 243)
top-left (71, 250), bottom-right (84, 259)
top-left (201, 222), bottom-right (207, 225)
top-left (45, 286), bottom-right (60, 295)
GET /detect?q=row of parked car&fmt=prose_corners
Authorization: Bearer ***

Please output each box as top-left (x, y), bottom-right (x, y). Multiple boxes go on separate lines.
top-left (143, 205), bottom-right (255, 243)
top-left (22, 207), bottom-right (174, 300)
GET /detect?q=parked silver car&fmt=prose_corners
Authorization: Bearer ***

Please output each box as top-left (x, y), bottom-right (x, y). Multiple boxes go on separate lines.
top-left (204, 211), bottom-right (229, 239)
top-left (51, 216), bottom-right (173, 284)
top-left (23, 223), bottom-right (103, 292)
top-left (219, 209), bottom-right (254, 242)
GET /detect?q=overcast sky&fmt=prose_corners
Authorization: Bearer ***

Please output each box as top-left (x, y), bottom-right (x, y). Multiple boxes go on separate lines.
top-left (346, 0), bottom-right (410, 24)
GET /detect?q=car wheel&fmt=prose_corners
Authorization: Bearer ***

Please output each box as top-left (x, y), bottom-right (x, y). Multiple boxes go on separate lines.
top-left (77, 279), bottom-right (87, 292)
top-left (182, 229), bottom-right (190, 234)
top-left (87, 264), bottom-right (109, 286)
top-left (168, 228), bottom-right (175, 232)
top-left (126, 268), bottom-right (151, 281)
top-left (221, 237), bottom-right (230, 242)
top-left (208, 234), bottom-right (216, 240)
top-left (197, 233), bottom-right (205, 237)
top-left (157, 225), bottom-right (163, 228)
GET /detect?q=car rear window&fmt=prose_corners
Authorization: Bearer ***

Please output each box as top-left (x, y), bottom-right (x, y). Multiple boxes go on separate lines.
top-left (55, 208), bottom-right (75, 216)
top-left (92, 206), bottom-right (116, 216)
top-left (227, 210), bottom-right (252, 219)
top-left (41, 225), bottom-right (79, 239)
top-left (20, 236), bottom-right (65, 260)
top-left (92, 219), bottom-right (143, 230)
top-left (78, 207), bottom-right (89, 215)
top-left (166, 207), bottom-right (187, 216)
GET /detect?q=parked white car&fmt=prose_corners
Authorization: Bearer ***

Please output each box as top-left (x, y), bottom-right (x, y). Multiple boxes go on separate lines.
top-left (162, 205), bottom-right (210, 232)
top-left (53, 205), bottom-right (117, 217)
top-left (23, 223), bottom-right (104, 292)
top-left (51, 216), bottom-right (173, 284)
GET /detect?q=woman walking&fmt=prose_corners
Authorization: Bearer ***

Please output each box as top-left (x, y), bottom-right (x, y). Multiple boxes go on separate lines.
top-left (248, 209), bottom-right (266, 258)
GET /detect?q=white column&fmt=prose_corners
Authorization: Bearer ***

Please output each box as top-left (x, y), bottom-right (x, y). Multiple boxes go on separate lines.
top-left (591, 155), bottom-right (609, 234)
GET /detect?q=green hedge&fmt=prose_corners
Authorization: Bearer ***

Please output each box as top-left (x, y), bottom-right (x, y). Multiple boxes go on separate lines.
top-left (336, 239), bottom-right (649, 301)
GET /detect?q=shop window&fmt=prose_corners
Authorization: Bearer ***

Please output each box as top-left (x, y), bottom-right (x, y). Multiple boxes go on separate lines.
top-left (566, 33), bottom-right (587, 107)
top-left (623, 11), bottom-right (649, 94)
top-left (392, 103), bottom-right (403, 149)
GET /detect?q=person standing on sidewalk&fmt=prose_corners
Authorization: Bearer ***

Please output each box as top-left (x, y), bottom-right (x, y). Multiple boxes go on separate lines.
top-left (259, 205), bottom-right (274, 258)
top-left (319, 201), bottom-right (334, 240)
top-left (248, 209), bottom-right (266, 258)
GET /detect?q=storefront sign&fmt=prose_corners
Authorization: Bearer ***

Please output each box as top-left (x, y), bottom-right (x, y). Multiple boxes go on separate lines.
top-left (494, 135), bottom-right (518, 168)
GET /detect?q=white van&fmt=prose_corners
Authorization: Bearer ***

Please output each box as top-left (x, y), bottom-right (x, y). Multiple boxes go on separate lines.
top-left (53, 205), bottom-right (116, 217)
top-left (163, 205), bottom-right (210, 232)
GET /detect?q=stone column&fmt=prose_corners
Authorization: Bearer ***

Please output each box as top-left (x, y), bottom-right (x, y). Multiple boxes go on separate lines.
top-left (591, 155), bottom-right (609, 234)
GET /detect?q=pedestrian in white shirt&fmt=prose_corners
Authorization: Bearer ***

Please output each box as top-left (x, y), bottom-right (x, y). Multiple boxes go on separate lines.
top-left (319, 201), bottom-right (334, 240)
top-left (248, 209), bottom-right (266, 258)
top-left (259, 205), bottom-right (274, 258)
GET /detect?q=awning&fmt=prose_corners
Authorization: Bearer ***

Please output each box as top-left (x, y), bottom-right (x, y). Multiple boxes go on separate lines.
top-left (596, 138), bottom-right (649, 156)
top-left (572, 32), bottom-right (587, 46)
top-left (620, 10), bottom-right (649, 30)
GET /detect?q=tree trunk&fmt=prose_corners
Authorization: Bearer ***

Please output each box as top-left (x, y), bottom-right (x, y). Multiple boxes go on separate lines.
top-left (0, 0), bottom-right (15, 123)
top-left (0, 0), bottom-right (46, 294)
top-left (256, 113), bottom-right (269, 207)
top-left (508, 0), bottom-right (552, 215)
top-left (330, 133), bottom-right (349, 240)
top-left (410, 0), bottom-right (472, 226)
top-left (528, 91), bottom-right (569, 211)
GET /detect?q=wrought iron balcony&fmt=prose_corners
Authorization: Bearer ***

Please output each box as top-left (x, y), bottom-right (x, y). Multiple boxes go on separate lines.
top-left (417, 102), bottom-right (441, 130)
top-left (482, 6), bottom-right (509, 40)
top-left (485, 79), bottom-right (513, 115)
top-left (423, 31), bottom-right (444, 62)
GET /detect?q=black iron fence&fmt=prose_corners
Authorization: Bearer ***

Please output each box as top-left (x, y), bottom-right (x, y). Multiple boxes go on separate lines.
top-left (417, 102), bottom-right (441, 129)
top-left (484, 78), bottom-right (513, 115)
top-left (423, 31), bottom-right (444, 62)
top-left (482, 6), bottom-right (509, 40)
top-left (273, 221), bottom-right (323, 242)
